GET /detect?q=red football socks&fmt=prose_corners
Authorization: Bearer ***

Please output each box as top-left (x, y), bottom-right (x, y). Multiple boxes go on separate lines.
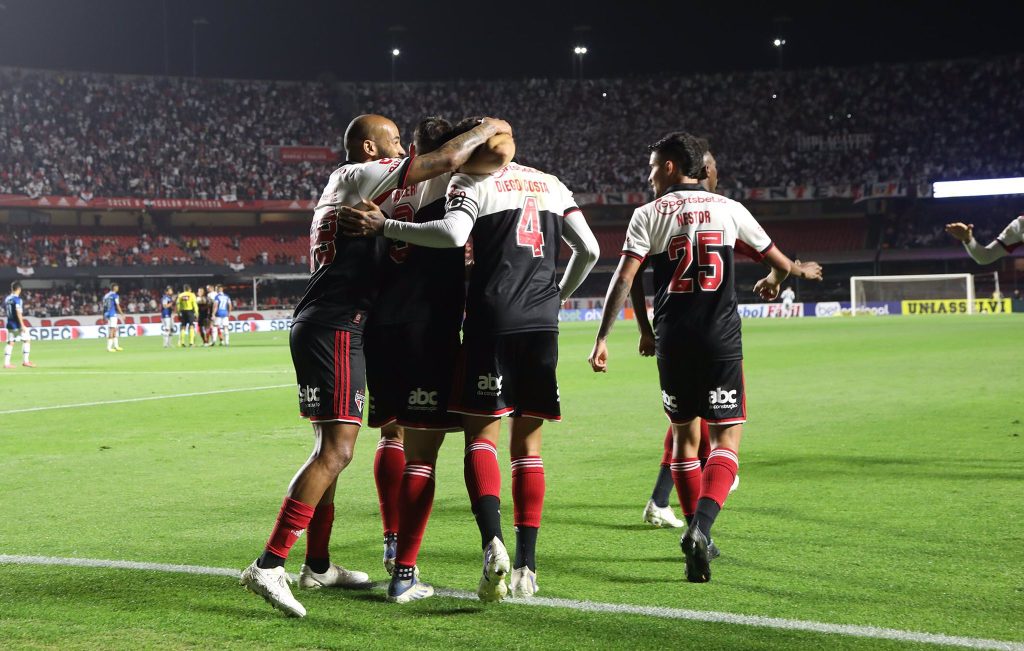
top-left (464, 439), bottom-right (501, 502)
top-left (511, 456), bottom-right (545, 528)
top-left (305, 502), bottom-right (334, 567)
top-left (670, 457), bottom-right (702, 518)
top-left (374, 438), bottom-right (405, 537)
top-left (395, 461), bottom-right (436, 567)
top-left (701, 447), bottom-right (739, 507)
top-left (264, 497), bottom-right (315, 560)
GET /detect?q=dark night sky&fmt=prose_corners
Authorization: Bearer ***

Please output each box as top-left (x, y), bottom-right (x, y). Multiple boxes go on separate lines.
top-left (0, 0), bottom-right (1021, 82)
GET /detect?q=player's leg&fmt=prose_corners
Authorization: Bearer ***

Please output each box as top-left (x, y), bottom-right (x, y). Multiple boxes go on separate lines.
top-left (643, 424), bottom-right (686, 528)
top-left (509, 415), bottom-right (544, 598)
top-left (680, 360), bottom-right (745, 583)
top-left (189, 317), bottom-right (196, 346)
top-left (108, 317), bottom-right (118, 351)
top-left (20, 332), bottom-right (32, 367)
top-left (298, 470), bottom-right (371, 590)
top-left (222, 316), bottom-right (230, 345)
top-left (463, 415), bottom-right (509, 601)
top-left (375, 423), bottom-right (405, 573)
top-left (4, 330), bottom-right (15, 368)
top-left (389, 428), bottom-right (445, 603)
top-left (670, 418), bottom-right (703, 526)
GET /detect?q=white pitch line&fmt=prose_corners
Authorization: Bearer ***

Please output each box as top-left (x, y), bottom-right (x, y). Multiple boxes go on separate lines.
top-left (0, 384), bottom-right (293, 415)
top-left (0, 370), bottom-right (291, 376)
top-left (0, 554), bottom-right (1020, 650)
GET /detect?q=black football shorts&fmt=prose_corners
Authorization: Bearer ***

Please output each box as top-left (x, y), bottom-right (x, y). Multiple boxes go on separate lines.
top-left (179, 310), bottom-right (196, 325)
top-left (450, 330), bottom-right (560, 422)
top-left (291, 321), bottom-right (366, 426)
top-left (365, 320), bottom-right (461, 431)
top-left (656, 353), bottom-right (746, 426)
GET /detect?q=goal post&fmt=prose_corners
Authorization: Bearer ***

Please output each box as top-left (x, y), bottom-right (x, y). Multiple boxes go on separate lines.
top-left (849, 273), bottom-right (976, 315)
top-left (252, 273), bottom-right (309, 311)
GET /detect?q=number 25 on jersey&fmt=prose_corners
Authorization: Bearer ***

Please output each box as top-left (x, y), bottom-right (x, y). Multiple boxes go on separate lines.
top-left (667, 231), bottom-right (724, 293)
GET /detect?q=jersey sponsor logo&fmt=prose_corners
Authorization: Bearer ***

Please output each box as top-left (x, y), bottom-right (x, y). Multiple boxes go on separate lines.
top-left (477, 373), bottom-right (503, 397)
top-left (299, 384), bottom-right (321, 407)
top-left (709, 388), bottom-right (738, 410)
top-left (662, 390), bottom-right (677, 410)
top-left (408, 388), bottom-right (439, 409)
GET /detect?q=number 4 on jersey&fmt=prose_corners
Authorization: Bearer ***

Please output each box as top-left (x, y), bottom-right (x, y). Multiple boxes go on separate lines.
top-left (516, 196), bottom-right (545, 257)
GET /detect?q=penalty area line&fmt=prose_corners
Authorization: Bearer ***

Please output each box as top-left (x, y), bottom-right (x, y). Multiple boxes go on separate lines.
top-left (0, 384), bottom-right (293, 415)
top-left (0, 554), bottom-right (1020, 650)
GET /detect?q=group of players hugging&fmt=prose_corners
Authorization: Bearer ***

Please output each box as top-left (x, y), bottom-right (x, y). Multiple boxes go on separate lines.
top-left (238, 113), bottom-right (825, 616)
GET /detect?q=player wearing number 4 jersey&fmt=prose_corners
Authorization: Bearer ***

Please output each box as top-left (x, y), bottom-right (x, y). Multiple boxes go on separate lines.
top-left (239, 113), bottom-right (512, 617)
top-left (590, 132), bottom-right (795, 584)
top-left (340, 117), bottom-right (599, 602)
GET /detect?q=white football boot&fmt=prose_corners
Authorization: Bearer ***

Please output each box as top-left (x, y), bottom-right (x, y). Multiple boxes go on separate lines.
top-left (730, 475), bottom-right (740, 494)
top-left (642, 499), bottom-right (686, 528)
top-left (477, 536), bottom-right (510, 602)
top-left (239, 560), bottom-right (306, 617)
top-left (298, 562), bottom-right (370, 589)
top-left (509, 567), bottom-right (538, 599)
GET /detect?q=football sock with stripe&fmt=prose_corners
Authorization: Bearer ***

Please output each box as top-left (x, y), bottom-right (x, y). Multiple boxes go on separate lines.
top-left (670, 457), bottom-right (702, 522)
top-left (695, 447), bottom-right (739, 538)
top-left (374, 438), bottom-right (405, 538)
top-left (511, 456), bottom-right (544, 571)
top-left (22, 341), bottom-right (29, 363)
top-left (304, 502), bottom-right (334, 574)
top-left (396, 461), bottom-right (436, 567)
top-left (465, 439), bottom-right (503, 547)
top-left (259, 497), bottom-right (315, 569)
top-left (3, 343), bottom-right (11, 365)
top-left (651, 426), bottom-right (674, 508)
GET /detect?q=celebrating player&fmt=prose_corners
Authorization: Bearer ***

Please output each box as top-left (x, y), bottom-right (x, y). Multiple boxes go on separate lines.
top-left (161, 286), bottom-right (175, 348)
top-left (945, 215), bottom-right (1024, 264)
top-left (588, 132), bottom-right (793, 583)
top-left (339, 118), bottom-right (599, 601)
top-left (176, 284), bottom-right (198, 347)
top-left (102, 283), bottom-right (124, 352)
top-left (239, 113), bottom-right (512, 618)
top-left (4, 281), bottom-right (34, 368)
top-left (211, 284), bottom-right (232, 346)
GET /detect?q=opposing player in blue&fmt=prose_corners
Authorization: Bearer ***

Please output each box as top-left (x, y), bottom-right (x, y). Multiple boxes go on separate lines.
top-left (212, 284), bottom-right (232, 346)
top-left (103, 283), bottom-right (125, 352)
top-left (4, 281), bottom-right (34, 368)
top-left (161, 286), bottom-right (175, 348)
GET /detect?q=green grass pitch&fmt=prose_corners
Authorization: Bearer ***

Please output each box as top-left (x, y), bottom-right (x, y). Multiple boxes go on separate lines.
top-left (0, 316), bottom-right (1022, 650)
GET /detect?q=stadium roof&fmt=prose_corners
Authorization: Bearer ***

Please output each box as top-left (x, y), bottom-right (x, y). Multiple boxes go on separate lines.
top-left (0, 0), bottom-right (1021, 82)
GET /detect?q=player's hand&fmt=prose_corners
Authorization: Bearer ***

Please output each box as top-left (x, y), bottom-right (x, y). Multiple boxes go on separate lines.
top-left (944, 222), bottom-right (973, 243)
top-left (754, 276), bottom-right (781, 301)
top-left (638, 330), bottom-right (655, 357)
top-left (337, 200), bottom-right (386, 237)
top-left (588, 339), bottom-right (609, 373)
top-left (480, 117), bottom-right (513, 136)
top-left (793, 259), bottom-right (823, 281)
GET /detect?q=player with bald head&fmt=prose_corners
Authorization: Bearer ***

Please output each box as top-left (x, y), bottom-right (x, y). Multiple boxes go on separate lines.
top-left (240, 113), bottom-right (512, 618)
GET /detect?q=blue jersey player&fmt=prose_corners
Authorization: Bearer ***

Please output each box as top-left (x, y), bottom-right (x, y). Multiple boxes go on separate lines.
top-left (4, 281), bottom-right (34, 368)
top-left (161, 286), bottom-right (175, 348)
top-left (211, 284), bottom-right (231, 346)
top-left (102, 283), bottom-right (124, 352)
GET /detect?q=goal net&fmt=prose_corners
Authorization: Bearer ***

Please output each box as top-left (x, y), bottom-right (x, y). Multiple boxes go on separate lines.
top-left (849, 273), bottom-right (975, 315)
top-left (251, 273), bottom-right (309, 311)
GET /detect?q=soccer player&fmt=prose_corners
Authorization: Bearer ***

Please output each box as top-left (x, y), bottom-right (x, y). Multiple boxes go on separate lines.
top-left (196, 287), bottom-right (212, 346)
top-left (339, 119), bottom-right (600, 601)
top-left (176, 284), bottom-right (198, 347)
top-left (780, 286), bottom-right (796, 317)
top-left (4, 281), bottom-right (34, 368)
top-left (161, 286), bottom-right (175, 348)
top-left (588, 132), bottom-right (792, 583)
top-left (102, 283), bottom-right (124, 352)
top-left (212, 284), bottom-right (232, 346)
top-left (239, 113), bottom-right (512, 618)
top-left (361, 116), bottom-right (514, 603)
top-left (945, 216), bottom-right (1024, 263)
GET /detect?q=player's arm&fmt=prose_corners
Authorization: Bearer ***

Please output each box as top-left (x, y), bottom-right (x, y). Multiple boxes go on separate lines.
top-left (791, 259), bottom-right (823, 281)
top-left (116, 298), bottom-right (124, 315)
top-left (589, 255), bottom-right (643, 373)
top-left (945, 222), bottom-right (1010, 265)
top-left (15, 301), bottom-right (27, 331)
top-left (629, 259), bottom-right (655, 357)
top-left (559, 210), bottom-right (600, 301)
top-left (460, 134), bottom-right (515, 175)
top-left (753, 247), bottom-right (792, 301)
top-left (404, 119), bottom-right (512, 186)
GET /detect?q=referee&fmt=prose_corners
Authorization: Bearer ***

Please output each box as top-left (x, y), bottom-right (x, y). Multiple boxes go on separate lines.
top-left (176, 284), bottom-right (199, 348)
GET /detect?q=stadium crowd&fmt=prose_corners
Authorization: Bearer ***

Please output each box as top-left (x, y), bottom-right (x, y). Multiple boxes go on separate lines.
top-left (0, 56), bottom-right (1021, 201)
top-left (0, 69), bottom-right (342, 201)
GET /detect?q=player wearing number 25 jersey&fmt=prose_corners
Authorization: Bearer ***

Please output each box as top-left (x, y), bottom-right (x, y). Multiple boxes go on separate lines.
top-left (590, 132), bottom-right (792, 584)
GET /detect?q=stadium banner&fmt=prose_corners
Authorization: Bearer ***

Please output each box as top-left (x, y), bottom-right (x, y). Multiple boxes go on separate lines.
top-left (572, 181), bottom-right (922, 206)
top-left (277, 146), bottom-right (337, 163)
top-left (736, 303), bottom-right (805, 318)
top-left (1, 318), bottom-right (293, 343)
top-left (20, 309), bottom-right (293, 328)
top-left (901, 299), bottom-right (1013, 315)
top-left (813, 301), bottom-right (903, 317)
top-left (0, 193), bottom-right (317, 212)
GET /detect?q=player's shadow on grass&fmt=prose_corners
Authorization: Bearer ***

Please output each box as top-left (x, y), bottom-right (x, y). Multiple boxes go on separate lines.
top-left (339, 591), bottom-right (485, 615)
